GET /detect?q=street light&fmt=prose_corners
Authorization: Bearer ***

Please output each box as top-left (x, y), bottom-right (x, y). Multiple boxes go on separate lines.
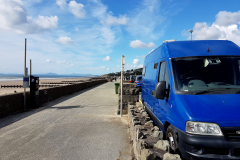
top-left (189, 30), bottom-right (193, 40)
top-left (120, 55), bottom-right (125, 117)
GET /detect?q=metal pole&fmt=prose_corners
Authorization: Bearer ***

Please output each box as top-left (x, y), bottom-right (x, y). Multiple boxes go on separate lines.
top-left (24, 38), bottom-right (27, 111)
top-left (30, 59), bottom-right (31, 76)
top-left (190, 30), bottom-right (193, 41)
top-left (120, 55), bottom-right (124, 117)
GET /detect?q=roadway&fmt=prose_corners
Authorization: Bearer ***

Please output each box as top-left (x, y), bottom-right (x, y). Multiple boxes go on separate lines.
top-left (0, 81), bottom-right (132, 160)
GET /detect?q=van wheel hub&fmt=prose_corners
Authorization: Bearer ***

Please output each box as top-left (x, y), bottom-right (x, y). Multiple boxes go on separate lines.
top-left (166, 125), bottom-right (177, 152)
top-left (168, 133), bottom-right (175, 149)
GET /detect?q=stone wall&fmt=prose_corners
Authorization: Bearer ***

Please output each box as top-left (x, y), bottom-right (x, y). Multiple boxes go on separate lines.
top-left (118, 82), bottom-right (141, 114)
top-left (0, 79), bottom-right (107, 119)
top-left (128, 102), bottom-right (181, 160)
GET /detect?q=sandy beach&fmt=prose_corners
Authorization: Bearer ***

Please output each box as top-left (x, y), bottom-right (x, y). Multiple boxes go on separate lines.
top-left (0, 78), bottom-right (90, 96)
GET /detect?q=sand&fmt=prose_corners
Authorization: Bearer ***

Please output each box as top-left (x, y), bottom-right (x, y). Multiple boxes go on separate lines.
top-left (0, 78), bottom-right (90, 96)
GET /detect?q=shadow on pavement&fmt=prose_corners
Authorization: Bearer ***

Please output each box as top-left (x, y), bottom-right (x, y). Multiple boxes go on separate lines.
top-left (51, 105), bottom-right (84, 110)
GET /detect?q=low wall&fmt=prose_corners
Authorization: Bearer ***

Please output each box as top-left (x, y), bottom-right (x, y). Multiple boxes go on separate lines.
top-left (118, 82), bottom-right (141, 114)
top-left (0, 79), bottom-right (107, 119)
top-left (128, 102), bottom-right (181, 160)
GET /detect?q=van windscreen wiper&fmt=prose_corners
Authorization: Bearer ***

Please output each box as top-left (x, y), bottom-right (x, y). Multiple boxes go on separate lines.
top-left (194, 88), bottom-right (234, 95)
top-left (194, 89), bottom-right (215, 95)
top-left (234, 90), bottom-right (240, 94)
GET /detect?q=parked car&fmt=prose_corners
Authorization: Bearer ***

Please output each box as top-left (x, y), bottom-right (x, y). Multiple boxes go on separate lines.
top-left (130, 75), bottom-right (136, 83)
top-left (135, 76), bottom-right (142, 88)
top-left (142, 40), bottom-right (240, 160)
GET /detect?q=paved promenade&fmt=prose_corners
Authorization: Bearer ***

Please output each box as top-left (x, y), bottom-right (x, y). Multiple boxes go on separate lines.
top-left (0, 81), bottom-right (132, 160)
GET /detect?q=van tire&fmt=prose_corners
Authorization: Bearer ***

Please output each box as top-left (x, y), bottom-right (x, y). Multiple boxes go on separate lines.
top-left (166, 125), bottom-right (177, 152)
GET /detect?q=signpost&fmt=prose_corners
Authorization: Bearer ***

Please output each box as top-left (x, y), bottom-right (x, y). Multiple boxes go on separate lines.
top-left (23, 38), bottom-right (29, 111)
top-left (120, 55), bottom-right (125, 117)
top-left (23, 76), bottom-right (29, 88)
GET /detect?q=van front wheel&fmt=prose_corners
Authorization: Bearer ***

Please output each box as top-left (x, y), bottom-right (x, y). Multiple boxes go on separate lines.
top-left (166, 125), bottom-right (177, 152)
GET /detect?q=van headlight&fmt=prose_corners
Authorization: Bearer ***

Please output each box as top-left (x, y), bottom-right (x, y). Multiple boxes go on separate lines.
top-left (186, 121), bottom-right (223, 136)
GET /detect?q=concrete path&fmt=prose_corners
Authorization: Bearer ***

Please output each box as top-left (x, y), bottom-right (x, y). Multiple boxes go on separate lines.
top-left (0, 81), bottom-right (132, 160)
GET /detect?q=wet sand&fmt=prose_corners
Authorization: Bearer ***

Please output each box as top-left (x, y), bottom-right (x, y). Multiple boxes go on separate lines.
top-left (0, 78), bottom-right (90, 96)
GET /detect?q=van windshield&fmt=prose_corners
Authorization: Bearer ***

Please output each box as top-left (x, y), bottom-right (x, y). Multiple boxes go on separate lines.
top-left (172, 56), bottom-right (240, 94)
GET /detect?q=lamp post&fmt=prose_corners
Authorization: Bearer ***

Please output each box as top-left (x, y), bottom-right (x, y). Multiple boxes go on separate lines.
top-left (120, 55), bottom-right (125, 117)
top-left (23, 38), bottom-right (28, 111)
top-left (189, 30), bottom-right (193, 40)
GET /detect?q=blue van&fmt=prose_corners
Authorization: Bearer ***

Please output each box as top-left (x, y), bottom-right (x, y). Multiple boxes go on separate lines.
top-left (135, 75), bottom-right (142, 88)
top-left (142, 40), bottom-right (240, 160)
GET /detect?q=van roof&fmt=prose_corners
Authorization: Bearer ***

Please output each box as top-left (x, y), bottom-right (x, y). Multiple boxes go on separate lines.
top-left (166, 40), bottom-right (240, 58)
top-left (145, 40), bottom-right (240, 61)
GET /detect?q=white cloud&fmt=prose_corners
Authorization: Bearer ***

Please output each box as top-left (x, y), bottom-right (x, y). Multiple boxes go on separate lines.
top-left (81, 0), bottom-right (128, 53)
top-left (103, 56), bottom-right (111, 61)
top-left (4, 67), bottom-right (8, 69)
top-left (0, 0), bottom-right (58, 34)
top-left (56, 0), bottom-right (66, 9)
top-left (125, 63), bottom-right (142, 70)
top-left (215, 11), bottom-right (240, 26)
top-left (56, 0), bottom-right (86, 19)
top-left (0, 0), bottom-right (27, 29)
top-left (133, 59), bottom-right (140, 65)
top-left (184, 10), bottom-right (240, 46)
top-left (100, 27), bottom-right (115, 45)
top-left (126, 0), bottom-right (165, 40)
top-left (57, 60), bottom-right (66, 64)
top-left (107, 68), bottom-right (110, 70)
top-left (0, 29), bottom-right (96, 74)
top-left (56, 37), bottom-right (74, 45)
top-left (75, 27), bottom-right (79, 31)
top-left (138, 64), bottom-right (143, 68)
top-left (136, 55), bottom-right (146, 58)
top-left (68, 1), bottom-right (86, 18)
top-left (130, 40), bottom-right (156, 48)
top-left (46, 59), bottom-right (51, 63)
top-left (105, 13), bottom-right (128, 25)
top-left (90, 0), bottom-right (129, 26)
top-left (34, 15), bottom-right (58, 29)
top-left (117, 60), bottom-right (120, 62)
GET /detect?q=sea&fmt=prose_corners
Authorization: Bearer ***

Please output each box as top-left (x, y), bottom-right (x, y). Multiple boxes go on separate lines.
top-left (0, 74), bottom-right (93, 81)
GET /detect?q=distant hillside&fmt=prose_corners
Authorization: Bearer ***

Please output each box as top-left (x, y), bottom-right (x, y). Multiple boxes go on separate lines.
top-left (102, 68), bottom-right (143, 77)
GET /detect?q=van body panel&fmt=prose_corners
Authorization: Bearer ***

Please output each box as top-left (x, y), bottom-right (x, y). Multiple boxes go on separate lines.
top-left (167, 40), bottom-right (240, 58)
top-left (182, 94), bottom-right (240, 127)
top-left (143, 90), bottom-right (197, 132)
top-left (169, 94), bottom-right (197, 131)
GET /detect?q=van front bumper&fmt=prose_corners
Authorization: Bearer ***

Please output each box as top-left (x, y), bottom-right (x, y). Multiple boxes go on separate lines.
top-left (173, 126), bottom-right (240, 160)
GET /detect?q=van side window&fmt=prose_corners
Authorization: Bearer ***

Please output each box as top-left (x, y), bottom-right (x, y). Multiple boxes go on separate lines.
top-left (142, 66), bottom-right (146, 76)
top-left (159, 61), bottom-right (170, 89)
top-left (165, 65), bottom-right (170, 89)
top-left (159, 62), bottom-right (166, 81)
top-left (154, 63), bottom-right (158, 69)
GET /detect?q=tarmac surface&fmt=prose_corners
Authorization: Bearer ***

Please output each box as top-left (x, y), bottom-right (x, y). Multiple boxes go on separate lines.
top-left (0, 81), bottom-right (132, 160)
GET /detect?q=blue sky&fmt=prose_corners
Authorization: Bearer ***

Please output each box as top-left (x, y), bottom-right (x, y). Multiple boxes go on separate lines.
top-left (1, 0), bottom-right (240, 75)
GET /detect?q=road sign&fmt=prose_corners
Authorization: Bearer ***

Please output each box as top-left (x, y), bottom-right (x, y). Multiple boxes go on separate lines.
top-left (23, 76), bottom-right (29, 88)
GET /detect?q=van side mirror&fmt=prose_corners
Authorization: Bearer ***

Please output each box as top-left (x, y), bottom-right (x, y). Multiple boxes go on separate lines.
top-left (153, 81), bottom-right (166, 99)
